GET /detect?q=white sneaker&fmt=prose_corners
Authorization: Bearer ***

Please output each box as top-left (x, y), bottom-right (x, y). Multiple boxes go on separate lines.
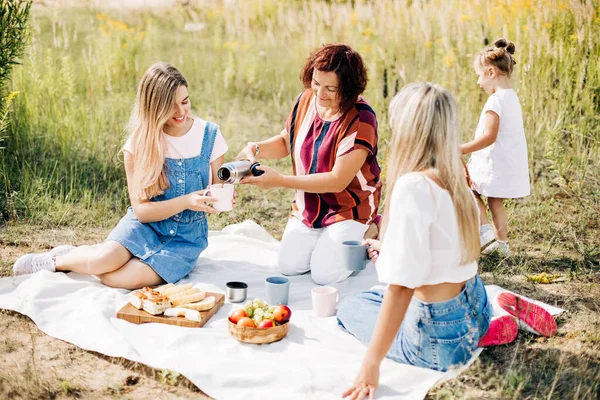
top-left (479, 224), bottom-right (496, 248)
top-left (12, 252), bottom-right (57, 276)
top-left (50, 245), bottom-right (75, 258)
top-left (482, 241), bottom-right (510, 256)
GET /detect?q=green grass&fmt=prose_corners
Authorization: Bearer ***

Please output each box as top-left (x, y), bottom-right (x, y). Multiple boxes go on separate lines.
top-left (1, 0), bottom-right (599, 230)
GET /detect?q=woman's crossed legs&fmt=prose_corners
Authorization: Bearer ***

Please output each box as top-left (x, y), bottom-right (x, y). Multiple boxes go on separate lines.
top-left (55, 241), bottom-right (163, 289)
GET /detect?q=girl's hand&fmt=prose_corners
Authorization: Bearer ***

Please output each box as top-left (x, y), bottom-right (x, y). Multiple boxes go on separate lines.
top-left (234, 144), bottom-right (257, 163)
top-left (239, 165), bottom-right (281, 189)
top-left (186, 190), bottom-right (220, 214)
top-left (342, 363), bottom-right (379, 400)
top-left (363, 239), bottom-right (380, 263)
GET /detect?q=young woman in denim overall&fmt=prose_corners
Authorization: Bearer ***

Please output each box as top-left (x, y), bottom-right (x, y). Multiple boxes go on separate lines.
top-left (105, 120), bottom-right (219, 284)
top-left (13, 63), bottom-right (226, 289)
top-left (339, 83), bottom-right (492, 400)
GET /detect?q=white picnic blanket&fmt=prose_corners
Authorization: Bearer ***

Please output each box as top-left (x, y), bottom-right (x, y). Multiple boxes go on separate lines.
top-left (0, 220), bottom-right (565, 400)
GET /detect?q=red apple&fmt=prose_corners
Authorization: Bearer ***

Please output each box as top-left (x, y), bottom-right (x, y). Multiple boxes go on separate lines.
top-left (237, 317), bottom-right (256, 328)
top-left (258, 319), bottom-right (274, 329)
top-left (273, 305), bottom-right (291, 324)
top-left (228, 309), bottom-right (248, 324)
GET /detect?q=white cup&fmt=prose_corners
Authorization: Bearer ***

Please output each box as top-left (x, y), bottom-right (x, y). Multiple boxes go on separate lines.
top-left (206, 183), bottom-right (234, 212)
top-left (311, 286), bottom-right (340, 318)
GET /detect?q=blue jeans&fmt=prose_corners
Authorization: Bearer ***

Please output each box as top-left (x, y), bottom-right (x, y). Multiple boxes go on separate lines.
top-left (337, 275), bottom-right (492, 371)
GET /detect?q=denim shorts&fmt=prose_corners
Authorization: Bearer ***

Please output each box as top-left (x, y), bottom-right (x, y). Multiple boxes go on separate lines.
top-left (337, 275), bottom-right (492, 371)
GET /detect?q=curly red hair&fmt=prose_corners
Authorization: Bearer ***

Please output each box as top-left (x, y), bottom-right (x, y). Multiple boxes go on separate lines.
top-left (300, 43), bottom-right (368, 113)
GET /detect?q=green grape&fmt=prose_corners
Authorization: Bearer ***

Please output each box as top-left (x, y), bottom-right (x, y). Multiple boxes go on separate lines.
top-left (252, 315), bottom-right (263, 325)
top-left (253, 299), bottom-right (265, 307)
top-left (244, 300), bottom-right (253, 307)
top-left (254, 309), bottom-right (265, 317)
top-left (264, 313), bottom-right (273, 320)
top-left (243, 306), bottom-right (254, 318)
top-left (268, 306), bottom-right (275, 313)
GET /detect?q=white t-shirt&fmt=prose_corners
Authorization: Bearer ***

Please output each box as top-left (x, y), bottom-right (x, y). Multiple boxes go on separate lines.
top-left (123, 117), bottom-right (228, 184)
top-left (467, 89), bottom-right (530, 198)
top-left (376, 173), bottom-right (478, 289)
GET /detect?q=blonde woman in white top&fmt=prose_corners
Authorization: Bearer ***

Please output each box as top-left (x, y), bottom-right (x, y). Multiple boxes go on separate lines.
top-left (462, 38), bottom-right (531, 255)
top-left (338, 83), bottom-right (494, 400)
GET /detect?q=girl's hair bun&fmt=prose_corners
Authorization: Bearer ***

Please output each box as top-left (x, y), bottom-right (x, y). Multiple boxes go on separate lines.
top-left (494, 38), bottom-right (516, 54)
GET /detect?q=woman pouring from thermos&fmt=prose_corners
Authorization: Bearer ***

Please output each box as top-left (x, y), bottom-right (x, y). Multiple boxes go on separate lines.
top-left (236, 43), bottom-right (382, 286)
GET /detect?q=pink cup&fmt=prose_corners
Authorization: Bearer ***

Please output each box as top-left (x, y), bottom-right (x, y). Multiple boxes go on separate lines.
top-left (206, 183), bottom-right (234, 211)
top-left (311, 286), bottom-right (340, 318)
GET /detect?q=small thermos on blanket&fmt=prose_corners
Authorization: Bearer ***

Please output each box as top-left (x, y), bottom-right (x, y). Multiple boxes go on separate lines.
top-left (217, 160), bottom-right (264, 184)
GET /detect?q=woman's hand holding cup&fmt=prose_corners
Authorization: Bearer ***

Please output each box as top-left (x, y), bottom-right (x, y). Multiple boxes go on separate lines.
top-left (186, 190), bottom-right (220, 214)
top-left (363, 239), bottom-right (380, 263)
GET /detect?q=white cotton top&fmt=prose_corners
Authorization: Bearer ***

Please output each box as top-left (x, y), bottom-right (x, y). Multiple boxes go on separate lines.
top-left (376, 173), bottom-right (478, 289)
top-left (467, 89), bottom-right (530, 198)
top-left (123, 117), bottom-right (228, 185)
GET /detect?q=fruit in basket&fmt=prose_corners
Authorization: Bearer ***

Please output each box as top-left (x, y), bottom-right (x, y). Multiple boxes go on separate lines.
top-left (273, 305), bottom-right (292, 324)
top-left (237, 317), bottom-right (256, 328)
top-left (228, 309), bottom-right (248, 324)
top-left (258, 319), bottom-right (274, 329)
top-left (236, 299), bottom-right (292, 328)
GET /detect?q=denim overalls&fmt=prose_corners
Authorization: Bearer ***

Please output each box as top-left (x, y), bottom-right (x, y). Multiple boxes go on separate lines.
top-left (107, 121), bottom-right (218, 283)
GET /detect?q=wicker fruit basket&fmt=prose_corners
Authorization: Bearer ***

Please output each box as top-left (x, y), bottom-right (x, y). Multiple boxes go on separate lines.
top-left (228, 320), bottom-right (289, 344)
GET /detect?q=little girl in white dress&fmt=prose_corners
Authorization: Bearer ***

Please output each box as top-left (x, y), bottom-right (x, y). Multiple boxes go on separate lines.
top-left (462, 38), bottom-right (530, 256)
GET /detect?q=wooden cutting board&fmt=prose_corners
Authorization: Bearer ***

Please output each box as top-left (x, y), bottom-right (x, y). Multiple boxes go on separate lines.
top-left (116, 292), bottom-right (225, 328)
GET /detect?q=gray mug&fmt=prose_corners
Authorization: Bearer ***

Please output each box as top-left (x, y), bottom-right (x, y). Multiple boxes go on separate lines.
top-left (265, 276), bottom-right (290, 305)
top-left (340, 240), bottom-right (368, 271)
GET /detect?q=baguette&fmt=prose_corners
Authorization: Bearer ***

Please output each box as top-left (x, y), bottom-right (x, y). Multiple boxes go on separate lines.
top-left (171, 292), bottom-right (206, 307)
top-left (129, 295), bottom-right (143, 309)
top-left (130, 287), bottom-right (170, 310)
top-left (155, 283), bottom-right (174, 294)
top-left (177, 296), bottom-right (216, 311)
top-left (162, 283), bottom-right (193, 297)
top-left (168, 288), bottom-right (198, 301)
top-left (142, 298), bottom-right (170, 315)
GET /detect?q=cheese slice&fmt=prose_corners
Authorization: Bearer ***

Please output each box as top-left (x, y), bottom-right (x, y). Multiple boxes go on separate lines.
top-left (177, 296), bottom-right (216, 311)
top-left (171, 291), bottom-right (206, 307)
top-left (164, 308), bottom-right (202, 322)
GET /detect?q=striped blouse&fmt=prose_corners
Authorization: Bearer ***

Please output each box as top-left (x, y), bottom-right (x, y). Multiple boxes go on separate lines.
top-left (285, 90), bottom-right (382, 229)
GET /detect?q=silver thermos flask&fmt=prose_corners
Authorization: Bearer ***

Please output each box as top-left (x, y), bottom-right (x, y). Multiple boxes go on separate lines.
top-left (217, 160), bottom-right (264, 184)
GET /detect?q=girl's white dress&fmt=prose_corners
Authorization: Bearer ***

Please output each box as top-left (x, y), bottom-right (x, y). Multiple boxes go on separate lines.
top-left (467, 89), bottom-right (531, 198)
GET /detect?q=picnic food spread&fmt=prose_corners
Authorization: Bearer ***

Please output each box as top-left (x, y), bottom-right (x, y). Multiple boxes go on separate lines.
top-left (118, 286), bottom-right (292, 345)
top-left (129, 283), bottom-right (217, 321)
top-left (116, 283), bottom-right (224, 327)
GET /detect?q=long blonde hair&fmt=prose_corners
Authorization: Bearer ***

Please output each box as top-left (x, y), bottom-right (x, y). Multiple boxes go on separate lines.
top-left (383, 83), bottom-right (480, 264)
top-left (126, 62), bottom-right (187, 200)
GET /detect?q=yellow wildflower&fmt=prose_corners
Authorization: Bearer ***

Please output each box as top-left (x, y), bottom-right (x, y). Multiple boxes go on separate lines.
top-left (361, 27), bottom-right (374, 38)
top-left (526, 272), bottom-right (561, 284)
top-left (442, 53), bottom-right (456, 68)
